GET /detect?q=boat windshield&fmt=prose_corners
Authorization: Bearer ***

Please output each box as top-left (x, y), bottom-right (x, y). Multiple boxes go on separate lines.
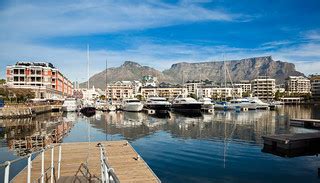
top-left (150, 99), bottom-right (166, 101)
top-left (126, 100), bottom-right (140, 103)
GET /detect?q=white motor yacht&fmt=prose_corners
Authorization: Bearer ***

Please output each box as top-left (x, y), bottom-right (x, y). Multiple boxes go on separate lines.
top-left (144, 97), bottom-right (171, 111)
top-left (171, 97), bottom-right (202, 112)
top-left (247, 97), bottom-right (269, 110)
top-left (198, 97), bottom-right (214, 110)
top-left (230, 98), bottom-right (257, 110)
top-left (122, 98), bottom-right (144, 112)
top-left (62, 98), bottom-right (79, 112)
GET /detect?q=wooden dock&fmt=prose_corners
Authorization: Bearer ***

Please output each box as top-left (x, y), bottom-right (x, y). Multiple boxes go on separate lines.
top-left (262, 132), bottom-right (320, 157)
top-left (12, 141), bottom-right (160, 183)
top-left (290, 118), bottom-right (320, 129)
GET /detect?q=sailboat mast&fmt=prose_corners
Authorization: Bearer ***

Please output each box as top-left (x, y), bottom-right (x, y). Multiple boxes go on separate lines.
top-left (87, 44), bottom-right (90, 90)
top-left (224, 60), bottom-right (227, 101)
top-left (105, 59), bottom-right (108, 100)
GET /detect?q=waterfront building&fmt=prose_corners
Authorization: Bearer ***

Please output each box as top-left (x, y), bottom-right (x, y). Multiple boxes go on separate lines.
top-left (210, 87), bottom-right (242, 99)
top-left (251, 76), bottom-right (275, 101)
top-left (6, 62), bottom-right (73, 99)
top-left (285, 76), bottom-right (311, 94)
top-left (185, 81), bottom-right (202, 95)
top-left (106, 81), bottom-right (134, 101)
top-left (81, 86), bottom-right (101, 100)
top-left (280, 97), bottom-right (302, 104)
top-left (141, 86), bottom-right (188, 100)
top-left (73, 89), bottom-right (83, 99)
top-left (234, 80), bottom-right (251, 93)
top-left (310, 75), bottom-right (320, 101)
top-left (142, 75), bottom-right (158, 87)
top-left (132, 80), bottom-right (142, 95)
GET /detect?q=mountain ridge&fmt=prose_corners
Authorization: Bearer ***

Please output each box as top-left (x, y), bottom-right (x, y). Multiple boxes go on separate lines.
top-left (80, 56), bottom-right (304, 89)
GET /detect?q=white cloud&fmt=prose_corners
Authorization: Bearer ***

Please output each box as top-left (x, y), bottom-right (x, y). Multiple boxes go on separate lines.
top-left (0, 0), bottom-right (244, 40)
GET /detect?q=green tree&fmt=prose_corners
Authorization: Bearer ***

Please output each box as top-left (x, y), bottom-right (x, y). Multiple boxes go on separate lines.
top-left (242, 91), bottom-right (251, 97)
top-left (0, 79), bottom-right (6, 85)
top-left (99, 95), bottom-right (106, 100)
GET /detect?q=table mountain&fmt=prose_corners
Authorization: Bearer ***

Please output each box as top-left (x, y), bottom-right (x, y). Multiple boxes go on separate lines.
top-left (81, 56), bottom-right (304, 89)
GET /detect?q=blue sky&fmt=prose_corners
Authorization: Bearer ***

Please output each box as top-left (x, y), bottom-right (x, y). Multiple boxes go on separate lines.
top-left (1, 0), bottom-right (320, 82)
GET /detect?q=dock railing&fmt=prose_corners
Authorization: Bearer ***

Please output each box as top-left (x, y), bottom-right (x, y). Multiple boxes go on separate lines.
top-left (0, 144), bottom-right (62, 183)
top-left (97, 143), bottom-right (120, 183)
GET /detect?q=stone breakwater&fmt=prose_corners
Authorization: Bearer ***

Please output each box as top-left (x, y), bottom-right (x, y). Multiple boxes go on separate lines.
top-left (0, 105), bottom-right (61, 118)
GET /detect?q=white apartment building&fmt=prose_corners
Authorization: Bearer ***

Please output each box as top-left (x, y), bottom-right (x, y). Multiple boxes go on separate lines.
top-left (285, 76), bottom-right (311, 94)
top-left (310, 75), bottom-right (320, 101)
top-left (81, 86), bottom-right (101, 100)
top-left (234, 80), bottom-right (251, 93)
top-left (251, 76), bottom-right (275, 101)
top-left (185, 81), bottom-right (202, 95)
top-left (211, 87), bottom-right (242, 99)
top-left (141, 87), bottom-right (188, 100)
top-left (106, 81), bottom-right (134, 101)
top-left (142, 75), bottom-right (158, 87)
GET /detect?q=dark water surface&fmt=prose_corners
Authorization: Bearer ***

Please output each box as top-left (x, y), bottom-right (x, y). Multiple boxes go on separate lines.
top-left (1, 105), bottom-right (320, 183)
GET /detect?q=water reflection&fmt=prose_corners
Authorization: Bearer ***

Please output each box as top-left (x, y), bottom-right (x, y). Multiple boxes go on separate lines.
top-left (0, 112), bottom-right (74, 156)
top-left (1, 106), bottom-right (319, 183)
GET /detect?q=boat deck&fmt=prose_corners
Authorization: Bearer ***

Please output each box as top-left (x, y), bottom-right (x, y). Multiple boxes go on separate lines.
top-left (13, 140), bottom-right (160, 183)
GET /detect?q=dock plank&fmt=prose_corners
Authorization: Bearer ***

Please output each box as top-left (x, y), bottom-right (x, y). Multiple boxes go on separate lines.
top-left (12, 140), bottom-right (160, 183)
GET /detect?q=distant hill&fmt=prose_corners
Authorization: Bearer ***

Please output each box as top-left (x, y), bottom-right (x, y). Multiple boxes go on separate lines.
top-left (80, 56), bottom-right (304, 89)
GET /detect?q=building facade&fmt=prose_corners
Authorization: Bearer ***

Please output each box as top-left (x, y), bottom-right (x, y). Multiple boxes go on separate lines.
top-left (285, 76), bottom-right (311, 94)
top-left (6, 62), bottom-right (73, 99)
top-left (234, 80), bottom-right (251, 93)
top-left (251, 76), bottom-right (275, 101)
top-left (141, 87), bottom-right (188, 100)
top-left (106, 81), bottom-right (134, 101)
top-left (310, 75), bottom-right (320, 101)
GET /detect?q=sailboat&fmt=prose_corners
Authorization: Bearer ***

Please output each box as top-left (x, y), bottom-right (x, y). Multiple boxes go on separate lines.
top-left (80, 45), bottom-right (96, 117)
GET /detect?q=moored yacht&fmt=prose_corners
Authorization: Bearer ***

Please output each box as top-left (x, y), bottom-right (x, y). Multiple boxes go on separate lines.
top-left (247, 97), bottom-right (269, 110)
top-left (230, 98), bottom-right (257, 110)
top-left (62, 98), bottom-right (79, 112)
top-left (122, 98), bottom-right (144, 112)
top-left (144, 97), bottom-right (171, 111)
top-left (198, 97), bottom-right (214, 110)
top-left (171, 97), bottom-right (202, 112)
top-left (80, 99), bottom-right (96, 117)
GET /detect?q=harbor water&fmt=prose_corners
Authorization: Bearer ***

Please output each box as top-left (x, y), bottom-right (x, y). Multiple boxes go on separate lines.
top-left (0, 105), bottom-right (320, 183)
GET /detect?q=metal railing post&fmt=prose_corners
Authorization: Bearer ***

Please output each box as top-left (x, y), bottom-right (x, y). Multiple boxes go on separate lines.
top-left (4, 161), bottom-right (10, 183)
top-left (27, 154), bottom-right (32, 183)
top-left (58, 144), bottom-right (61, 179)
top-left (41, 149), bottom-right (45, 183)
top-left (104, 161), bottom-right (109, 183)
top-left (51, 146), bottom-right (54, 183)
top-left (99, 146), bottom-right (105, 183)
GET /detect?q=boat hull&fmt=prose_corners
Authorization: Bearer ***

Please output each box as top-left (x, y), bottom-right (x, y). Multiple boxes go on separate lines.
top-left (144, 104), bottom-right (171, 111)
top-left (171, 103), bottom-right (202, 112)
top-left (80, 107), bottom-right (96, 117)
top-left (123, 104), bottom-right (144, 112)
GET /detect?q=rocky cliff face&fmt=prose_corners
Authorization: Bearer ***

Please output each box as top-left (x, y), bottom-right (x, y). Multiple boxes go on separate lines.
top-left (80, 61), bottom-right (172, 89)
top-left (163, 56), bottom-right (304, 84)
top-left (81, 56), bottom-right (304, 89)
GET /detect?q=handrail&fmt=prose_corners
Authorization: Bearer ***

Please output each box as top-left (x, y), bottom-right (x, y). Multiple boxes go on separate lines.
top-left (97, 143), bottom-right (120, 183)
top-left (1, 144), bottom-right (62, 183)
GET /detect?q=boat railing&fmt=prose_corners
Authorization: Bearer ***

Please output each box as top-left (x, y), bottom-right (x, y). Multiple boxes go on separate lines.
top-left (0, 144), bottom-right (62, 183)
top-left (97, 143), bottom-right (120, 183)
